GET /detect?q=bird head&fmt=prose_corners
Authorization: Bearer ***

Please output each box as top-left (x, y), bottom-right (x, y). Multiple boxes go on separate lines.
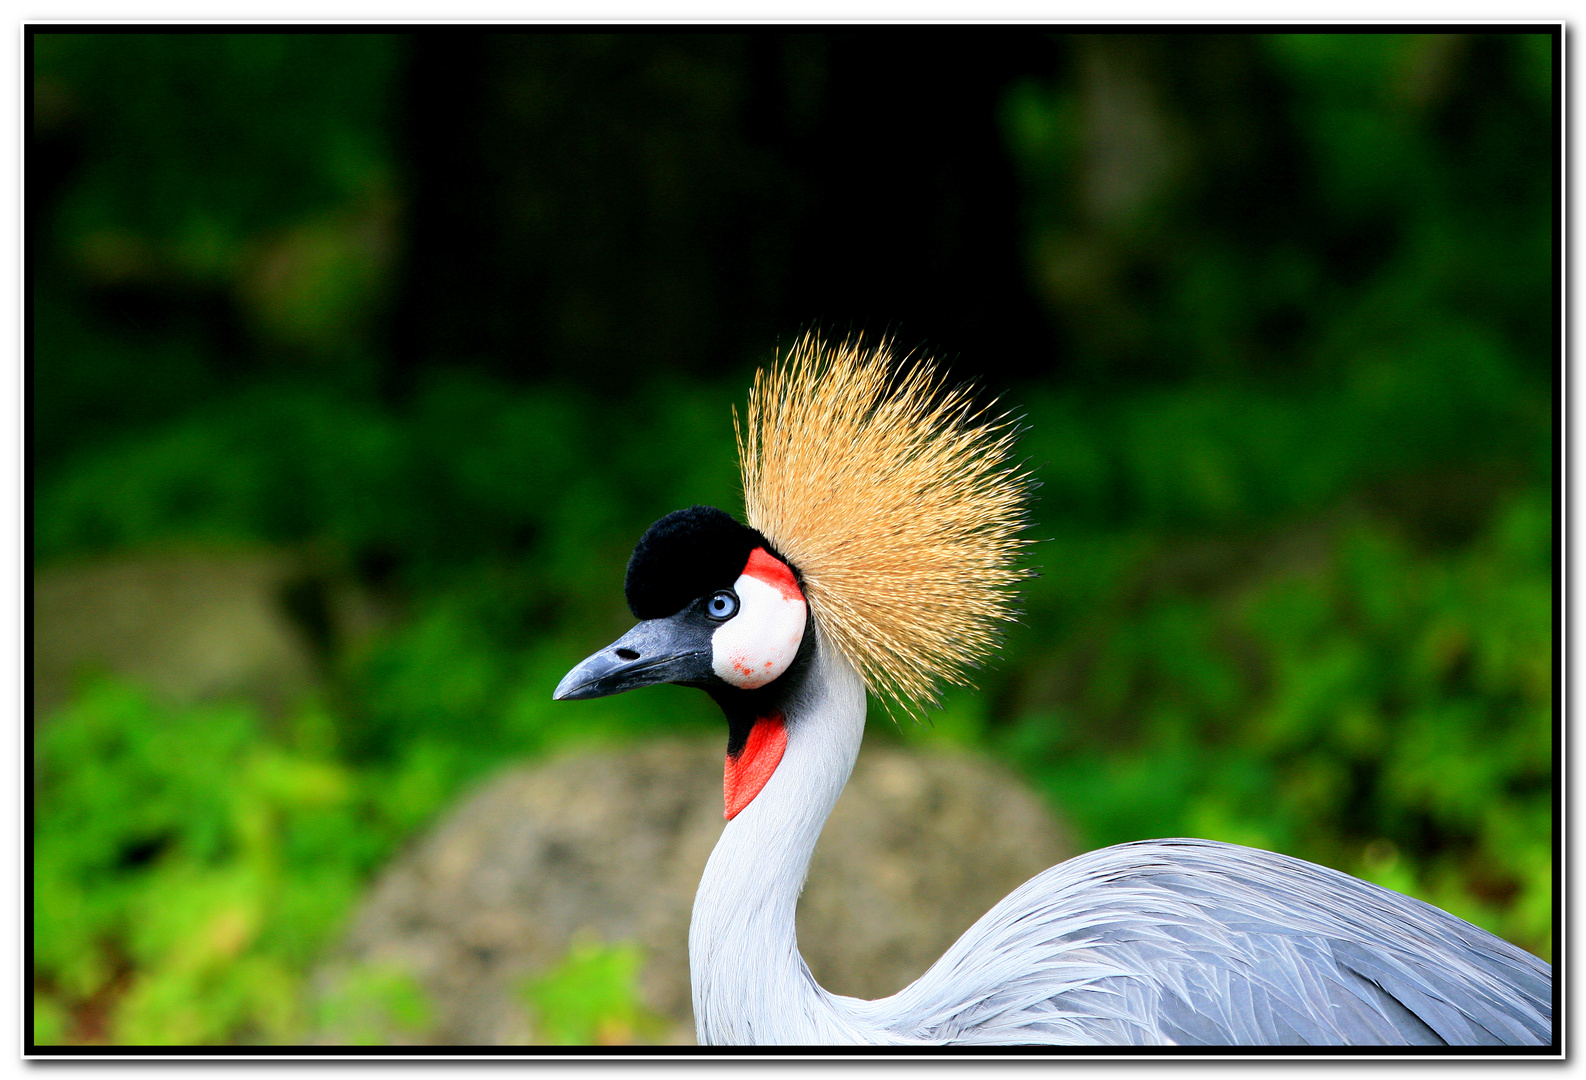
top-left (555, 333), bottom-right (1031, 819)
top-left (552, 504), bottom-right (810, 702)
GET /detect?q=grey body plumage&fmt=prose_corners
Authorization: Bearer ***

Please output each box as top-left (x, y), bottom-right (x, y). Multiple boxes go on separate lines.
top-left (844, 838), bottom-right (1551, 1046)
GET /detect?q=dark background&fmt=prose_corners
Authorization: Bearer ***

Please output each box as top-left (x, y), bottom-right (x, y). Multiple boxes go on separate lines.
top-left (31, 30), bottom-right (1555, 1044)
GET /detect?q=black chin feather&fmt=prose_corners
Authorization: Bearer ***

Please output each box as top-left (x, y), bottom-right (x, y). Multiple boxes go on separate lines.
top-left (710, 612), bottom-right (819, 756)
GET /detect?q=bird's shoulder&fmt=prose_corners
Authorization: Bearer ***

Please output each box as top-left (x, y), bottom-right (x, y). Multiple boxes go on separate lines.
top-left (848, 838), bottom-right (1551, 1046)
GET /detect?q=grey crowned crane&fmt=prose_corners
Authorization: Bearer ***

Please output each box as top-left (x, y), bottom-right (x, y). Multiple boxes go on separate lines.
top-left (554, 335), bottom-right (1553, 1046)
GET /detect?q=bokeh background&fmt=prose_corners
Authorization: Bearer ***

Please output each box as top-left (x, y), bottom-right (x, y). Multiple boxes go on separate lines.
top-left (30, 30), bottom-right (1556, 1046)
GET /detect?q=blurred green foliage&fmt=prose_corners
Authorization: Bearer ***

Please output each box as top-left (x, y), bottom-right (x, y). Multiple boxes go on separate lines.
top-left (32, 30), bottom-right (1554, 1045)
top-left (313, 964), bottom-right (434, 1045)
top-left (520, 937), bottom-right (668, 1045)
top-left (32, 680), bottom-right (440, 1043)
top-left (971, 484), bottom-right (1552, 955)
top-left (980, 30), bottom-right (1554, 961)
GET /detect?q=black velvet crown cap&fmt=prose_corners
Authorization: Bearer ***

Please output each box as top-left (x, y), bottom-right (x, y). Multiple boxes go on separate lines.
top-left (624, 505), bottom-right (784, 620)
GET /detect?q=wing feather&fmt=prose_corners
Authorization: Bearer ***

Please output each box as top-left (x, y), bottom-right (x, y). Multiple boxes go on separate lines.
top-left (845, 839), bottom-right (1551, 1046)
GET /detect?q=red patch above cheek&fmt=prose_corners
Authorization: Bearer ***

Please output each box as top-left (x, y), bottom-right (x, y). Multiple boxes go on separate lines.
top-left (723, 715), bottom-right (787, 821)
top-left (742, 547), bottom-right (803, 603)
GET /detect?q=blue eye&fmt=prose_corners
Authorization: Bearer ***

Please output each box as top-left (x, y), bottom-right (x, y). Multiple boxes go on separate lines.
top-left (706, 590), bottom-right (739, 620)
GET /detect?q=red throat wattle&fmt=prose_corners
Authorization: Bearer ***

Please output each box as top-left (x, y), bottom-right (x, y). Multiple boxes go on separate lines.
top-left (723, 715), bottom-right (787, 820)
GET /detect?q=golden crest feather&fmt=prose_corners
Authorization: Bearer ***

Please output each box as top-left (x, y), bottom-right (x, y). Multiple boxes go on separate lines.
top-left (735, 333), bottom-right (1032, 715)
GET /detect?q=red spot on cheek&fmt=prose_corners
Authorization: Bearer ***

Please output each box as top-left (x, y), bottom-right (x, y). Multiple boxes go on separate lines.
top-left (742, 547), bottom-right (803, 602)
top-left (724, 715), bottom-right (787, 820)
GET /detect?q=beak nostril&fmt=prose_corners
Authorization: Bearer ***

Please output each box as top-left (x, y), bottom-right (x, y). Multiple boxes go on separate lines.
top-left (616, 648), bottom-right (640, 661)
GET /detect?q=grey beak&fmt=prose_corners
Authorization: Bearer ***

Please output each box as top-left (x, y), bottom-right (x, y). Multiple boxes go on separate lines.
top-left (552, 615), bottom-right (716, 701)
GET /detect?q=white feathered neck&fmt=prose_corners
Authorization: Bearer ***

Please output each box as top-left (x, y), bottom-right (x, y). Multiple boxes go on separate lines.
top-left (688, 625), bottom-right (915, 1045)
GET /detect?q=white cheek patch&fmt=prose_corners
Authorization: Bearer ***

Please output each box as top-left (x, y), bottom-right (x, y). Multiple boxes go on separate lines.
top-left (711, 558), bottom-right (807, 690)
